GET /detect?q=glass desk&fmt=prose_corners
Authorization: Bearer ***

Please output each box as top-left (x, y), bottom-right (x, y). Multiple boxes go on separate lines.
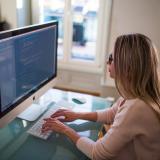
top-left (0, 89), bottom-right (112, 160)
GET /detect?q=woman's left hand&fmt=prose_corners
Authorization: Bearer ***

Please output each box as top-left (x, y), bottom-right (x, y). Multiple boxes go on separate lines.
top-left (41, 118), bottom-right (69, 134)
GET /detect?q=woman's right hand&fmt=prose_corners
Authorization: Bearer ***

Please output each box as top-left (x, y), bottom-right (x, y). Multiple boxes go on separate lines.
top-left (51, 109), bottom-right (79, 122)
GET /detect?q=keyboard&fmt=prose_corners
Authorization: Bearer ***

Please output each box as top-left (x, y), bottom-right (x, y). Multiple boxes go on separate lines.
top-left (27, 107), bottom-right (58, 140)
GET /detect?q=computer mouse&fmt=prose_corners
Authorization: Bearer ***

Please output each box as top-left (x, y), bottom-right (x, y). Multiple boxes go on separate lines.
top-left (72, 97), bottom-right (86, 104)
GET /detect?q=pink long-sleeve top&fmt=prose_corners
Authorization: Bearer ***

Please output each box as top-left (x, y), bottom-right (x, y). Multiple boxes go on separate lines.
top-left (76, 97), bottom-right (160, 160)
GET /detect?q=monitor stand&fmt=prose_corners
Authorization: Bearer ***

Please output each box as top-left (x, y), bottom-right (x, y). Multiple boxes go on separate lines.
top-left (17, 103), bottom-right (48, 121)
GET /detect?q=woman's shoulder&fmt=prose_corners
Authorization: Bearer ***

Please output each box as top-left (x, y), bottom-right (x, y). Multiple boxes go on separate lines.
top-left (114, 98), bottom-right (159, 132)
top-left (122, 98), bottom-right (159, 124)
top-left (123, 98), bottom-right (150, 114)
top-left (126, 98), bottom-right (152, 112)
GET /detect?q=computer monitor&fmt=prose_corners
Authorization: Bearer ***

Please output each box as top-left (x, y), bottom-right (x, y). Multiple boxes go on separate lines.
top-left (0, 21), bottom-right (58, 127)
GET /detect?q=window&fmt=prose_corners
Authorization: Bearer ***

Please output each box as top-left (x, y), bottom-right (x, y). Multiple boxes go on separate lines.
top-left (33, 0), bottom-right (112, 73)
top-left (39, 0), bottom-right (65, 58)
top-left (71, 0), bottom-right (99, 61)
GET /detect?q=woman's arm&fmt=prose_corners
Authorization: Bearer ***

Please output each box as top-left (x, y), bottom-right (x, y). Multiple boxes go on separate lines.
top-left (51, 109), bottom-right (98, 122)
top-left (42, 106), bottom-right (133, 160)
top-left (76, 106), bottom-right (135, 160)
top-left (51, 106), bottom-right (117, 124)
top-left (95, 97), bottom-right (123, 124)
top-left (51, 97), bottom-right (122, 123)
top-left (42, 118), bottom-right (81, 143)
top-left (76, 111), bottom-right (98, 121)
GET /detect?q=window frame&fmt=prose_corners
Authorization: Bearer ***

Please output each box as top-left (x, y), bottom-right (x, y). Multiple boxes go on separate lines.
top-left (31, 0), bottom-right (112, 74)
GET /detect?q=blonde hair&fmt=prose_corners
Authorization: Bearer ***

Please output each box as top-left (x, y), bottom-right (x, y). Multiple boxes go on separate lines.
top-left (114, 33), bottom-right (160, 114)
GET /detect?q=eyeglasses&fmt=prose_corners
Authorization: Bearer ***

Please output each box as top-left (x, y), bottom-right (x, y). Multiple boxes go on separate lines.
top-left (107, 54), bottom-right (113, 65)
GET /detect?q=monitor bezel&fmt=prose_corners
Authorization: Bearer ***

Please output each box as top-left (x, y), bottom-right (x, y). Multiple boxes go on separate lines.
top-left (0, 21), bottom-right (58, 121)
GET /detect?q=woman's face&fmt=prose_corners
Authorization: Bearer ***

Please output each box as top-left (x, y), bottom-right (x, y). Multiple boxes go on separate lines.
top-left (107, 53), bottom-right (115, 79)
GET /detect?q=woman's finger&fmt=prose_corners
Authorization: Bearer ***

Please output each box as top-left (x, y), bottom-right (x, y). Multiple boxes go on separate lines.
top-left (57, 118), bottom-right (67, 122)
top-left (42, 122), bottom-right (51, 129)
top-left (53, 109), bottom-right (67, 114)
top-left (51, 111), bottom-right (65, 118)
top-left (43, 118), bottom-right (53, 121)
top-left (41, 126), bottom-right (51, 133)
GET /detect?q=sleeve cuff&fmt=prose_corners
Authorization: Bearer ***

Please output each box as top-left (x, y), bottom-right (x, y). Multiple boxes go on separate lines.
top-left (76, 137), bottom-right (95, 159)
top-left (96, 109), bottom-right (106, 122)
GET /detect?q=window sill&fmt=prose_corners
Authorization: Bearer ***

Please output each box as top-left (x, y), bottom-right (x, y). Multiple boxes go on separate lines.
top-left (58, 62), bottom-right (103, 74)
top-left (101, 78), bottom-right (115, 87)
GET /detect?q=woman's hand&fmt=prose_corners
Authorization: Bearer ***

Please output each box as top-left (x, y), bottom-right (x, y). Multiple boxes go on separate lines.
top-left (51, 109), bottom-right (79, 122)
top-left (41, 118), bottom-right (81, 143)
top-left (41, 118), bottom-right (69, 134)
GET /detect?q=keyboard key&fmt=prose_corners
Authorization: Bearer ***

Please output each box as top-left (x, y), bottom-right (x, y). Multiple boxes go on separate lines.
top-left (27, 108), bottom-right (58, 140)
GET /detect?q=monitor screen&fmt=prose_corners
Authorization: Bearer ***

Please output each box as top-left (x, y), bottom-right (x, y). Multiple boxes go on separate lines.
top-left (0, 21), bottom-right (58, 121)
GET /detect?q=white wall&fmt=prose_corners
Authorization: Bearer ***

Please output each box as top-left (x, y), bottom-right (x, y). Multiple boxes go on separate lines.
top-left (0, 0), bottom-right (31, 28)
top-left (0, 0), bottom-right (17, 28)
top-left (17, 0), bottom-right (31, 27)
top-left (108, 0), bottom-right (160, 52)
top-left (56, 69), bottom-right (102, 95)
top-left (31, 0), bottom-right (40, 24)
top-left (101, 0), bottom-right (160, 98)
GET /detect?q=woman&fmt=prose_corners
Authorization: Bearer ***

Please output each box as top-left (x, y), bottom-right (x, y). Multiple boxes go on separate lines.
top-left (42, 34), bottom-right (160, 160)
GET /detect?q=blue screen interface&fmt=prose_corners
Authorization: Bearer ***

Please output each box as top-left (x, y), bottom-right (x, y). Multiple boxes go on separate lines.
top-left (0, 26), bottom-right (57, 112)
